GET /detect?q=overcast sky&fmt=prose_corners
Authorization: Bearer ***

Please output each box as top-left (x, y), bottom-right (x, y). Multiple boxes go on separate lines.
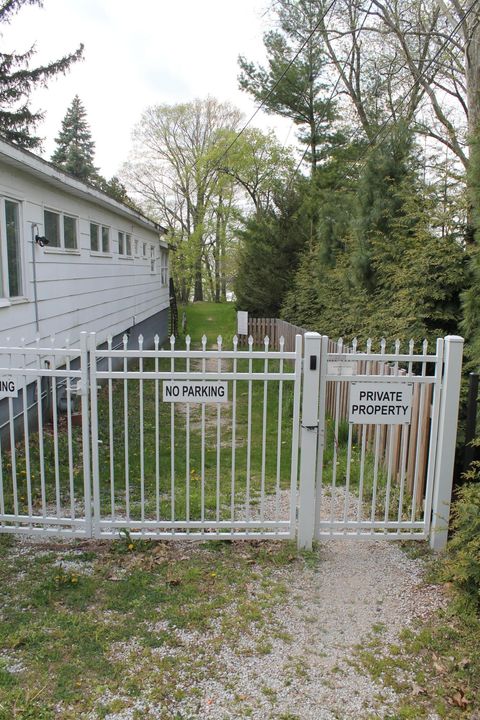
top-left (2, 0), bottom-right (295, 177)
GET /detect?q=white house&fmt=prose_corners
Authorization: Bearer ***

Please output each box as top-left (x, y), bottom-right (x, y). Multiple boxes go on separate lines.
top-left (0, 137), bottom-right (170, 349)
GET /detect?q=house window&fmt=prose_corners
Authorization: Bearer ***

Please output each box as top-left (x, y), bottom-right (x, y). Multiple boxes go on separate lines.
top-left (102, 226), bottom-right (110, 253)
top-left (118, 231), bottom-right (132, 256)
top-left (91, 223), bottom-right (110, 253)
top-left (1, 198), bottom-right (23, 298)
top-left (142, 242), bottom-right (147, 257)
top-left (160, 249), bottom-right (168, 286)
top-left (44, 210), bottom-right (60, 248)
top-left (150, 245), bottom-right (155, 273)
top-left (44, 209), bottom-right (77, 250)
top-left (90, 223), bottom-right (99, 252)
top-left (64, 216), bottom-right (77, 249)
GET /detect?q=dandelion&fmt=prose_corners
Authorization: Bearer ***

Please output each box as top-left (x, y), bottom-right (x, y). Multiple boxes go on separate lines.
top-left (128, 543), bottom-right (134, 551)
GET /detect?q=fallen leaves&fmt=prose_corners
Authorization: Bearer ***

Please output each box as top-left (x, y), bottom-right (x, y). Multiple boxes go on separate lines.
top-left (447, 688), bottom-right (470, 710)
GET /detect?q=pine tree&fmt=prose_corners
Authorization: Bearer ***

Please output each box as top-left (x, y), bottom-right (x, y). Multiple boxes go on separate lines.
top-left (51, 96), bottom-right (97, 182)
top-left (0, 0), bottom-right (83, 149)
top-left (238, 0), bottom-right (336, 171)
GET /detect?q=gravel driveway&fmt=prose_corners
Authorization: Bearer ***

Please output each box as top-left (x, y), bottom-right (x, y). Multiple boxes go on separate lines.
top-left (91, 538), bottom-right (444, 720)
top-left (173, 540), bottom-right (444, 720)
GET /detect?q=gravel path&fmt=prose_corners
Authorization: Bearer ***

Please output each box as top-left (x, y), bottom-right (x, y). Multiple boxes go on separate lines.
top-left (168, 540), bottom-right (444, 720)
top-left (85, 537), bottom-right (444, 720)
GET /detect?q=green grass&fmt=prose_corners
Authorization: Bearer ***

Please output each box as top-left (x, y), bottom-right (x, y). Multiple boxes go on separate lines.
top-left (179, 301), bottom-right (237, 346)
top-left (359, 597), bottom-right (480, 719)
top-left (0, 534), bottom-right (313, 719)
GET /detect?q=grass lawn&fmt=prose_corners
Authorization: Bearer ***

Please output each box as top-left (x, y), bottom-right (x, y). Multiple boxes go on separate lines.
top-left (0, 532), bottom-right (314, 719)
top-left (178, 302), bottom-right (237, 347)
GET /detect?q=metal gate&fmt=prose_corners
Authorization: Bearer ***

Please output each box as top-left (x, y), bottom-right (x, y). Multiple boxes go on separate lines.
top-left (297, 333), bottom-right (463, 551)
top-left (0, 332), bottom-right (302, 540)
top-left (0, 331), bottom-right (463, 549)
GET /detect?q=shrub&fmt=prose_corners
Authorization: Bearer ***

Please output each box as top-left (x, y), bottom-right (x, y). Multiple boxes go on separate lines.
top-left (444, 476), bottom-right (480, 609)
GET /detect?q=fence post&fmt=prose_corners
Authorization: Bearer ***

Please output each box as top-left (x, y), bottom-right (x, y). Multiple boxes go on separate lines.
top-left (463, 372), bottom-right (479, 474)
top-left (430, 335), bottom-right (464, 551)
top-left (314, 335), bottom-right (329, 539)
top-left (79, 332), bottom-right (92, 537)
top-left (297, 332), bottom-right (321, 550)
top-left (88, 332), bottom-right (101, 539)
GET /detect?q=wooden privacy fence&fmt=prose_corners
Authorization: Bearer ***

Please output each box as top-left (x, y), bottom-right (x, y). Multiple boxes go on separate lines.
top-left (238, 317), bottom-right (308, 351)
top-left (239, 316), bottom-right (435, 512)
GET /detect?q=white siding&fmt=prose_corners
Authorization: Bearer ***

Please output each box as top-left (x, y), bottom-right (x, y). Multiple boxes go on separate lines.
top-left (0, 162), bottom-right (169, 346)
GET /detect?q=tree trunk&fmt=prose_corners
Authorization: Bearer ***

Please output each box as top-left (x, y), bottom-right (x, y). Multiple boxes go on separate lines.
top-left (193, 260), bottom-right (203, 302)
top-left (214, 196), bottom-right (223, 303)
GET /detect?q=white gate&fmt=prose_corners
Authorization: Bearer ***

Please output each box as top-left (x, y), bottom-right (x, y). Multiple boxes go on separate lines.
top-left (88, 333), bottom-right (302, 539)
top-left (0, 330), bottom-right (463, 549)
top-left (297, 333), bottom-right (463, 551)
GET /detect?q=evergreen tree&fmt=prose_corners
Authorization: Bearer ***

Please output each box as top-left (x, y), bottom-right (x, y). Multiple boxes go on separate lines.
top-left (51, 96), bottom-right (97, 181)
top-left (0, 0), bottom-right (83, 149)
top-left (234, 183), bottom-right (310, 316)
top-left (351, 127), bottom-right (417, 291)
top-left (238, 0), bottom-right (336, 171)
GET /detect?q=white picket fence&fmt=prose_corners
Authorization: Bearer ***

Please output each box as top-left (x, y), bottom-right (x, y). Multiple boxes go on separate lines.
top-left (0, 330), bottom-right (463, 549)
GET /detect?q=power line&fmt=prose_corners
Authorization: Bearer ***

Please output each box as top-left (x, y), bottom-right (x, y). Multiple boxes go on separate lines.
top-left (212, 0), bottom-right (339, 170)
top-left (288, 0), bottom-right (477, 191)
top-left (284, 0), bottom-right (374, 189)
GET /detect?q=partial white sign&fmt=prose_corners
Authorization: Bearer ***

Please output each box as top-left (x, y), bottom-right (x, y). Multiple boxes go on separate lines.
top-left (349, 382), bottom-right (413, 424)
top-left (327, 360), bottom-right (357, 376)
top-left (237, 310), bottom-right (248, 336)
top-left (163, 381), bottom-right (228, 403)
top-left (0, 376), bottom-right (18, 399)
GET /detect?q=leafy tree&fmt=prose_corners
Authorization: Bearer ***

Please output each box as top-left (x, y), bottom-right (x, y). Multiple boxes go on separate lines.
top-left (51, 95), bottom-right (97, 181)
top-left (219, 127), bottom-right (295, 216)
top-left (125, 98), bottom-right (241, 301)
top-left (0, 0), bottom-right (83, 149)
top-left (238, 0), bottom-right (336, 170)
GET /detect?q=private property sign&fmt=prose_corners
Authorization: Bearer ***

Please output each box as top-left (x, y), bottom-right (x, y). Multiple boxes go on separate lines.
top-left (163, 381), bottom-right (228, 403)
top-left (349, 382), bottom-right (413, 424)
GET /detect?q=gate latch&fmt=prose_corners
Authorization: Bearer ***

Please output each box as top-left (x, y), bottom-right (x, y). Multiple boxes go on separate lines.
top-left (301, 423), bottom-right (318, 432)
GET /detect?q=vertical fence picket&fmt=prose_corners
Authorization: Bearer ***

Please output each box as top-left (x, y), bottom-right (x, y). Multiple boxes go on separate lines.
top-left (80, 332), bottom-right (92, 537)
top-left (260, 335), bottom-right (269, 522)
top-left (170, 335), bottom-right (175, 527)
top-left (231, 335), bottom-right (238, 524)
top-left (123, 333), bottom-right (130, 522)
top-left (185, 335), bottom-right (191, 528)
top-left (201, 334), bottom-right (207, 526)
top-left (154, 334), bottom-right (160, 523)
top-left (216, 335), bottom-right (222, 529)
top-left (64, 339), bottom-right (74, 522)
top-left (246, 335), bottom-right (253, 529)
top-left (89, 332), bottom-right (101, 538)
top-left (139, 335), bottom-right (145, 530)
top-left (275, 336), bottom-right (285, 531)
top-left (108, 336), bottom-right (115, 522)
